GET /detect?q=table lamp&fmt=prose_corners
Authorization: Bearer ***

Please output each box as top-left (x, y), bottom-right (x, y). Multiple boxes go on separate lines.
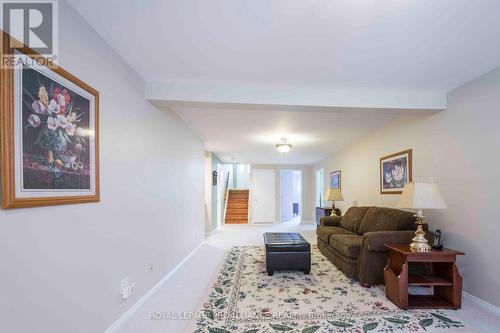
top-left (396, 180), bottom-right (447, 252)
top-left (324, 188), bottom-right (344, 211)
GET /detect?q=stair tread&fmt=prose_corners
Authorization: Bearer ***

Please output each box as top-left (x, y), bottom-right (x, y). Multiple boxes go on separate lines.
top-left (226, 190), bottom-right (249, 224)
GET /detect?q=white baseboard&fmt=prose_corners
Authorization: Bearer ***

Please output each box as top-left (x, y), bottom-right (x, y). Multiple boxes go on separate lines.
top-left (251, 221), bottom-right (278, 224)
top-left (463, 292), bottom-right (500, 316)
top-left (104, 243), bottom-right (203, 333)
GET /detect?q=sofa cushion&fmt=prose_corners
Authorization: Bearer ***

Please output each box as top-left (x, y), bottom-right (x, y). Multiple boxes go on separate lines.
top-left (358, 207), bottom-right (416, 234)
top-left (340, 207), bottom-right (371, 233)
top-left (319, 215), bottom-right (342, 227)
top-left (317, 227), bottom-right (355, 243)
top-left (329, 234), bottom-right (363, 259)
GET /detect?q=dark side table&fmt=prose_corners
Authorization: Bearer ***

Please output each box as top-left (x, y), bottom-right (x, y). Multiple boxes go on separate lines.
top-left (315, 207), bottom-right (341, 225)
top-left (384, 243), bottom-right (464, 310)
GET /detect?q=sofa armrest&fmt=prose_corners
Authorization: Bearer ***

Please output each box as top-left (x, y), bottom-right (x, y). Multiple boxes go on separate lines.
top-left (319, 216), bottom-right (342, 227)
top-left (362, 230), bottom-right (435, 252)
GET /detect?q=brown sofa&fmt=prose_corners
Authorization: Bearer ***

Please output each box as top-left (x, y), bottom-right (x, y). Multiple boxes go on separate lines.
top-left (317, 206), bottom-right (432, 286)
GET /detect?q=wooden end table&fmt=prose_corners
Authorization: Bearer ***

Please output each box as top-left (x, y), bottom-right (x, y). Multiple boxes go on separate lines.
top-left (384, 243), bottom-right (464, 310)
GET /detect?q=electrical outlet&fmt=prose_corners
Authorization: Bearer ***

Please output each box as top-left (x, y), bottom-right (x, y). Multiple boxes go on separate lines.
top-left (121, 277), bottom-right (130, 299)
top-left (121, 277), bottom-right (136, 300)
top-left (129, 281), bottom-right (136, 295)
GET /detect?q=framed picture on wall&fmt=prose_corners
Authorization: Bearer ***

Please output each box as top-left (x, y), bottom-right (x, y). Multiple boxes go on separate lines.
top-left (1, 34), bottom-right (100, 208)
top-left (330, 170), bottom-right (341, 189)
top-left (379, 149), bottom-right (412, 194)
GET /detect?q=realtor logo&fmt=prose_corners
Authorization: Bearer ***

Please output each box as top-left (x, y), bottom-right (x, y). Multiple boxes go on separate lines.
top-left (1, 0), bottom-right (58, 67)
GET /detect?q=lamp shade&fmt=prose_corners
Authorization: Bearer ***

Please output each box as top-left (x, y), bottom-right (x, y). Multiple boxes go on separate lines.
top-left (396, 181), bottom-right (447, 210)
top-left (324, 188), bottom-right (344, 201)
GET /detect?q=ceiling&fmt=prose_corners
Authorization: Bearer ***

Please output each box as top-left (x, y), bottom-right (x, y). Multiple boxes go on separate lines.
top-left (68, 0), bottom-right (500, 91)
top-left (165, 104), bottom-right (423, 164)
top-left (67, 0), bottom-right (500, 164)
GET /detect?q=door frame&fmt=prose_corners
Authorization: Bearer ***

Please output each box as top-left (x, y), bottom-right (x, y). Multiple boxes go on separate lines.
top-left (216, 163), bottom-right (224, 228)
top-left (279, 169), bottom-right (302, 223)
top-left (315, 168), bottom-right (325, 224)
top-left (315, 168), bottom-right (325, 207)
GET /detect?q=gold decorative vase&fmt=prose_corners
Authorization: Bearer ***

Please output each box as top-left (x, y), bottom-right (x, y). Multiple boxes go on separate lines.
top-left (410, 214), bottom-right (431, 252)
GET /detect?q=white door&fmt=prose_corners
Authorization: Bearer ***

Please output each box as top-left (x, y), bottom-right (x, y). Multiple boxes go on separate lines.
top-left (251, 169), bottom-right (276, 223)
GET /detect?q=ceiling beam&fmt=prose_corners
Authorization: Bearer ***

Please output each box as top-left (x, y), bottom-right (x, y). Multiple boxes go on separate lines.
top-left (152, 100), bottom-right (441, 116)
top-left (146, 81), bottom-right (447, 112)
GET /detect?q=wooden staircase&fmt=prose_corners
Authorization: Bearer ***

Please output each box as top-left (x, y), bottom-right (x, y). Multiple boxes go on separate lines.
top-left (225, 190), bottom-right (249, 224)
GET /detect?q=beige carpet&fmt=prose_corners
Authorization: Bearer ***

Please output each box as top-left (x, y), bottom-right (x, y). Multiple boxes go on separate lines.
top-left (192, 246), bottom-right (474, 333)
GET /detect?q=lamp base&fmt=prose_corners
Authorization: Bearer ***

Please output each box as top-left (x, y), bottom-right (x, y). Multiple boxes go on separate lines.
top-left (410, 214), bottom-right (431, 252)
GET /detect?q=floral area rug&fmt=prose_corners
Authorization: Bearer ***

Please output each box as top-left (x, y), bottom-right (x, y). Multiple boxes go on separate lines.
top-left (193, 246), bottom-right (471, 333)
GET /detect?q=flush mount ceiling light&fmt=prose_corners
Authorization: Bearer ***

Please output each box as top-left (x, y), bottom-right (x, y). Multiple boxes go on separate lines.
top-left (276, 137), bottom-right (292, 153)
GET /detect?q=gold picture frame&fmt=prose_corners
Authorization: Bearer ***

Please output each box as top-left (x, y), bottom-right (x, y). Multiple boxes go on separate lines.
top-left (1, 32), bottom-right (100, 208)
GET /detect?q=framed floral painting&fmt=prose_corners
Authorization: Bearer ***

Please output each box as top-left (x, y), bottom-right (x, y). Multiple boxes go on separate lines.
top-left (379, 149), bottom-right (412, 194)
top-left (330, 170), bottom-right (341, 190)
top-left (1, 38), bottom-right (99, 208)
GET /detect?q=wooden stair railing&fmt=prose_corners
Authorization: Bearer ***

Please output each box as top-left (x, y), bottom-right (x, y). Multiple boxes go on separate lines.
top-left (222, 171), bottom-right (231, 224)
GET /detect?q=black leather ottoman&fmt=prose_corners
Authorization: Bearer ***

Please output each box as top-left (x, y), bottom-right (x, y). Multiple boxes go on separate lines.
top-left (263, 232), bottom-right (311, 276)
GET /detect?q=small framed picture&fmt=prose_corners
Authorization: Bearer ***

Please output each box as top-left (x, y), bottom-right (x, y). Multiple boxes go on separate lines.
top-left (330, 170), bottom-right (341, 189)
top-left (380, 149), bottom-right (412, 194)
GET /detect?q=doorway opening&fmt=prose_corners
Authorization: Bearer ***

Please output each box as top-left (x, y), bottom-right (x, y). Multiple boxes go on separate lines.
top-left (280, 169), bottom-right (302, 223)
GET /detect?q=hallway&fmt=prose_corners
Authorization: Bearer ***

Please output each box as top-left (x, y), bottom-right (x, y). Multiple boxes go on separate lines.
top-left (113, 221), bottom-right (500, 333)
top-left (113, 221), bottom-right (315, 333)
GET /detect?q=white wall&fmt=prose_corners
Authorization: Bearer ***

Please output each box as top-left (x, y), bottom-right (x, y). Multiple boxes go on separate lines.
top-left (236, 164), bottom-right (250, 189)
top-left (0, 1), bottom-right (205, 332)
top-left (204, 152), bottom-right (213, 233)
top-left (314, 65), bottom-right (500, 307)
top-left (252, 164), bottom-right (313, 223)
